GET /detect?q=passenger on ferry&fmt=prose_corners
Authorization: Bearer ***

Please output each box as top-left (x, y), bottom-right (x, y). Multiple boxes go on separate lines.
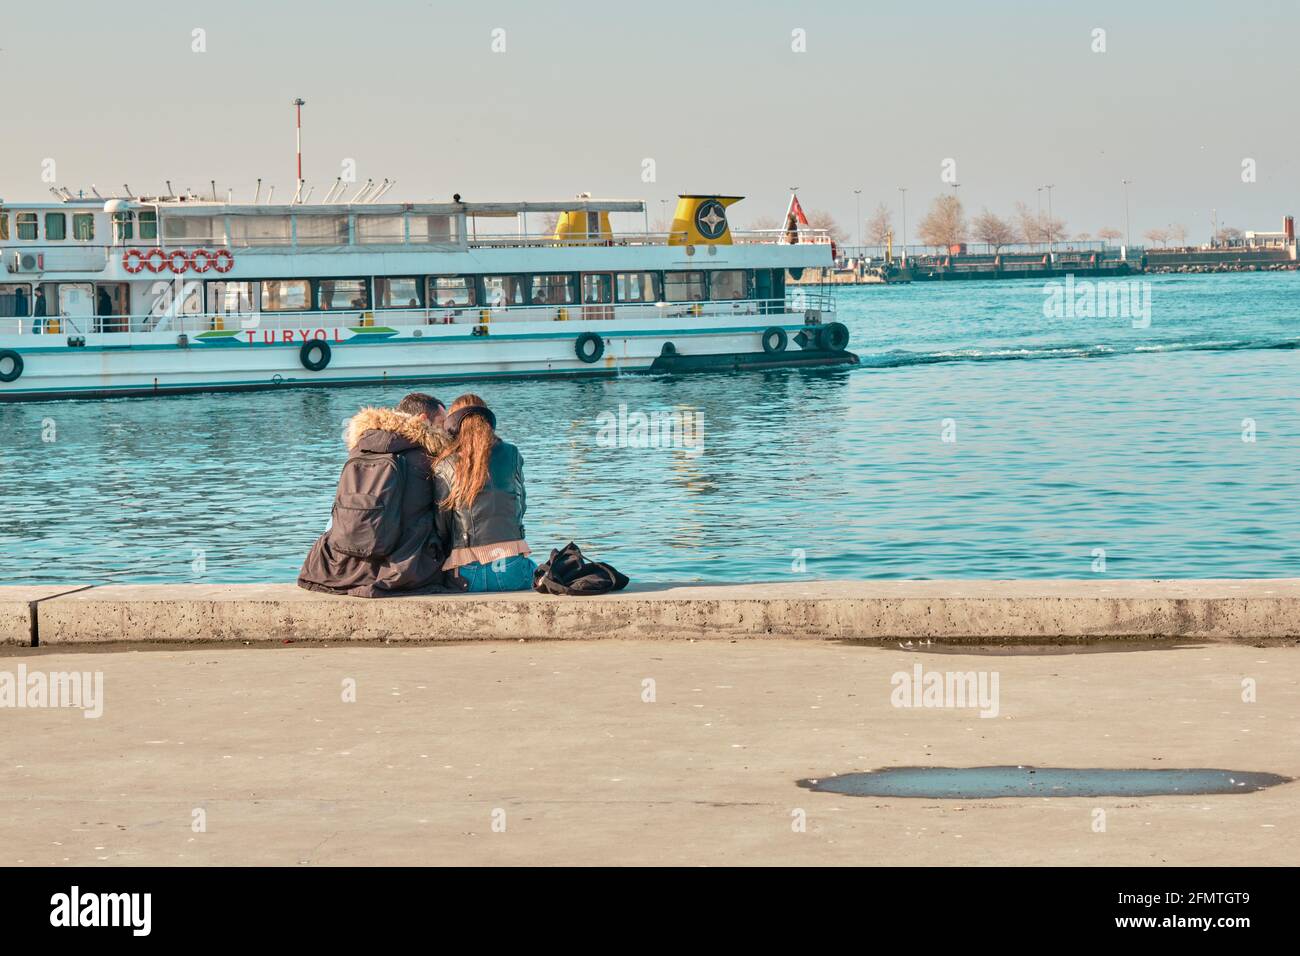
top-left (97, 288), bottom-right (113, 318)
top-left (433, 394), bottom-right (536, 592)
top-left (32, 288), bottom-right (47, 333)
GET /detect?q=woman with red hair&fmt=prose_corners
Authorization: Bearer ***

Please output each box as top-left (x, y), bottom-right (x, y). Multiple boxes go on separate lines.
top-left (433, 394), bottom-right (536, 591)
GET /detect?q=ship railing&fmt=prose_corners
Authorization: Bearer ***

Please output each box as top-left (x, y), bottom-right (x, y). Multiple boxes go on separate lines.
top-left (786, 290), bottom-right (836, 314)
top-left (467, 230), bottom-right (832, 247)
top-left (0, 228), bottom-right (834, 261)
top-left (466, 232), bottom-right (688, 248)
top-left (731, 229), bottom-right (833, 245)
top-left (0, 296), bottom-right (831, 338)
top-left (0, 314), bottom-right (100, 335)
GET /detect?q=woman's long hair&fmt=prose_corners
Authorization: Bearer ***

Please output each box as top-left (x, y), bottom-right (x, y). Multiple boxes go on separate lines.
top-left (437, 394), bottom-right (496, 510)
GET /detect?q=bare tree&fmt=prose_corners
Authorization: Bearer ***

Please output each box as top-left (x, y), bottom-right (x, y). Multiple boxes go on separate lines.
top-left (1014, 201), bottom-right (1043, 243)
top-left (865, 203), bottom-right (893, 245)
top-left (1074, 232), bottom-right (1093, 241)
top-left (971, 209), bottom-right (1016, 252)
top-left (807, 210), bottom-right (847, 244)
top-left (1012, 200), bottom-right (1066, 245)
top-left (1215, 226), bottom-right (1244, 244)
top-left (1098, 227), bottom-right (1123, 243)
top-left (1168, 224), bottom-right (1189, 247)
top-left (1143, 227), bottom-right (1170, 247)
top-left (917, 194), bottom-right (966, 247)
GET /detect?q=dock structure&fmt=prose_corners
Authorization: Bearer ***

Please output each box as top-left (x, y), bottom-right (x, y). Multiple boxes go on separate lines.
top-left (4, 579), bottom-right (1299, 646)
top-left (792, 222), bottom-right (1300, 284)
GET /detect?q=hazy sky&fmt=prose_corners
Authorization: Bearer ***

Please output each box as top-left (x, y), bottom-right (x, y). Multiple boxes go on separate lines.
top-left (3, 0), bottom-right (1297, 242)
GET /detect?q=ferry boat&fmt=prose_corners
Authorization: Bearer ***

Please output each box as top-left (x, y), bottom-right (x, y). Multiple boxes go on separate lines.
top-left (0, 190), bottom-right (854, 401)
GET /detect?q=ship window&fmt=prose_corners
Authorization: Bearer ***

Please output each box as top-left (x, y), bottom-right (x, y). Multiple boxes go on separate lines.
top-left (318, 278), bottom-right (369, 310)
top-left (45, 213), bottom-right (67, 241)
top-left (356, 215), bottom-right (404, 244)
top-left (409, 215), bottom-right (458, 244)
top-left (138, 210), bottom-right (158, 241)
top-left (164, 216), bottom-right (216, 243)
top-left (531, 274), bottom-right (576, 305)
top-left (709, 270), bottom-right (749, 300)
top-left (581, 274), bottom-right (612, 304)
top-left (73, 213), bottom-right (95, 241)
top-left (616, 271), bottom-right (661, 303)
top-left (16, 213), bottom-right (38, 240)
top-left (482, 275), bottom-right (525, 307)
top-left (260, 279), bottom-right (312, 312)
top-left (230, 215), bottom-right (290, 247)
top-left (375, 277), bottom-right (421, 309)
top-left (207, 281), bottom-right (257, 317)
top-left (663, 270), bottom-right (706, 302)
top-left (429, 276), bottom-right (476, 308)
top-left (0, 283), bottom-right (32, 317)
top-left (0, 213), bottom-right (8, 241)
top-left (112, 212), bottom-right (134, 242)
top-left (294, 214), bottom-right (348, 245)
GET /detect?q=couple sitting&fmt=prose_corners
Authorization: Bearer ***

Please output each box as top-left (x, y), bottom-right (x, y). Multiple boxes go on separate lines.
top-left (298, 392), bottom-right (535, 597)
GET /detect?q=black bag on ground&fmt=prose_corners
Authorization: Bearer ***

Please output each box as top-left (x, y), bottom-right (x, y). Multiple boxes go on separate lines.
top-left (533, 541), bottom-right (629, 595)
top-left (327, 450), bottom-right (409, 558)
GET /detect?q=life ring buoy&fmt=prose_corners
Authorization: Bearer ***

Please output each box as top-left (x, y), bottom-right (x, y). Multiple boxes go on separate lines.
top-left (189, 249), bottom-right (214, 274)
top-left (143, 248), bottom-right (167, 273)
top-left (167, 249), bottom-right (190, 274)
top-left (300, 339), bottom-right (331, 372)
top-left (574, 332), bottom-right (604, 363)
top-left (0, 349), bottom-right (23, 383)
top-left (212, 249), bottom-right (235, 274)
top-left (122, 248), bottom-right (146, 273)
top-left (762, 327), bottom-right (788, 354)
top-left (817, 322), bottom-right (850, 352)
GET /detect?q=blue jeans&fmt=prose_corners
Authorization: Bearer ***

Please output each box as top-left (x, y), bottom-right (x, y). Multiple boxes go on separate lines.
top-left (455, 555), bottom-right (537, 592)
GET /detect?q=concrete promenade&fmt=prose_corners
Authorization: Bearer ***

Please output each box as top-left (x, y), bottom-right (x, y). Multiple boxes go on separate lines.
top-left (3, 580), bottom-right (1299, 646)
top-left (0, 640), bottom-right (1295, 865)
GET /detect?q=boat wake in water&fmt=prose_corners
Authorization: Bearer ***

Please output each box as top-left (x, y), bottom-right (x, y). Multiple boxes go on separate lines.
top-left (857, 336), bottom-right (1300, 369)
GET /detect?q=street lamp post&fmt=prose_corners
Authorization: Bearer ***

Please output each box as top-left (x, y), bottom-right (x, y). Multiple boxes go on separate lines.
top-left (1121, 179), bottom-right (1133, 252)
top-left (854, 189), bottom-right (862, 249)
top-left (1044, 183), bottom-right (1055, 256)
top-left (897, 186), bottom-right (907, 263)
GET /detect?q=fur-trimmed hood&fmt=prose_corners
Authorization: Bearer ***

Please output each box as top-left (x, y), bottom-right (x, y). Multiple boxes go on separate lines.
top-left (344, 407), bottom-right (448, 457)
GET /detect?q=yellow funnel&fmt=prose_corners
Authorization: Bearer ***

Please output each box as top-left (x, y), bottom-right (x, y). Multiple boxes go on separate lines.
top-left (668, 195), bottom-right (742, 246)
top-left (553, 209), bottom-right (613, 244)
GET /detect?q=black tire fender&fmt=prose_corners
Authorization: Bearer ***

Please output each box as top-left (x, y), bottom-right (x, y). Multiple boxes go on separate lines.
top-left (761, 327), bottom-right (788, 354)
top-left (575, 332), bottom-right (604, 363)
top-left (300, 339), bottom-right (332, 372)
top-left (817, 322), bottom-right (850, 351)
top-left (0, 349), bottom-right (23, 383)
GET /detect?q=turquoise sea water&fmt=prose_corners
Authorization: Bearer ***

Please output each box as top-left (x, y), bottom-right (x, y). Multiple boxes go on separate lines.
top-left (1, 271), bottom-right (1296, 584)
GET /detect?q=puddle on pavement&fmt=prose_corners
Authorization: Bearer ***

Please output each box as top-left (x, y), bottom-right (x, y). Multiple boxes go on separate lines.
top-left (798, 766), bottom-right (1292, 798)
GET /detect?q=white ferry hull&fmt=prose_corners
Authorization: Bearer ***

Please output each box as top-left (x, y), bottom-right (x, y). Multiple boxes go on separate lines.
top-left (0, 312), bottom-right (855, 401)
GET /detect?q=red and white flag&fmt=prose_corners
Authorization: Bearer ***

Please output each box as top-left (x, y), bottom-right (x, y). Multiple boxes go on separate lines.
top-left (783, 193), bottom-right (809, 244)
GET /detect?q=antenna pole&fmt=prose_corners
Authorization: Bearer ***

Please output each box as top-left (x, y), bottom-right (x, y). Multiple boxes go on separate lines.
top-left (292, 98), bottom-right (306, 197)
